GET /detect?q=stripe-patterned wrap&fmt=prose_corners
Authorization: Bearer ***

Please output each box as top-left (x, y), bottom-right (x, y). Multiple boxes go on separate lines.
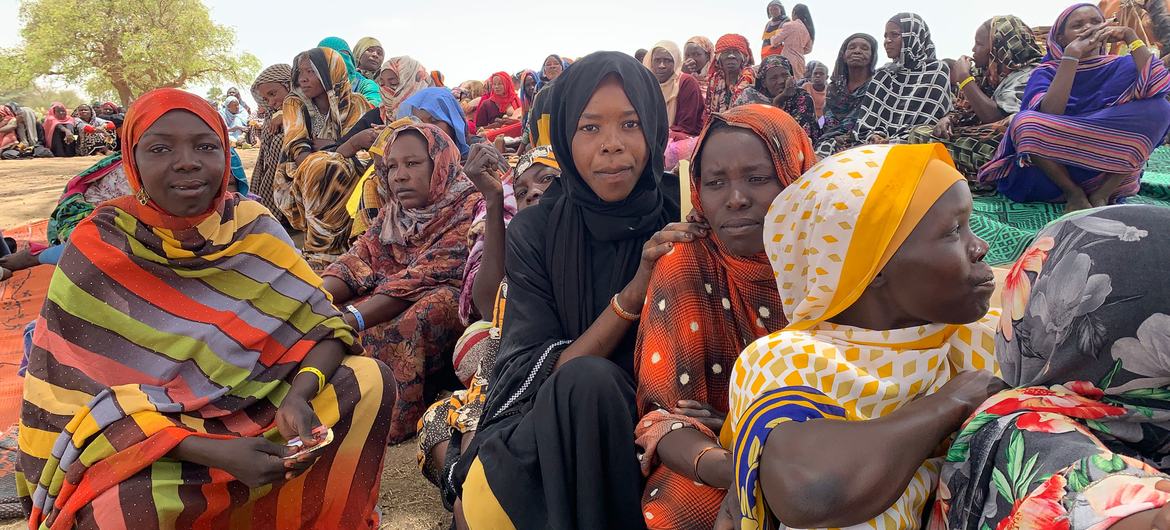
top-left (16, 89), bottom-right (383, 530)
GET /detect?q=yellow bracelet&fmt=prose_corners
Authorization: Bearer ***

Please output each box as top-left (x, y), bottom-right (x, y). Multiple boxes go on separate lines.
top-left (296, 366), bottom-right (326, 395)
top-left (957, 76), bottom-right (976, 91)
top-left (1130, 39), bottom-right (1147, 51)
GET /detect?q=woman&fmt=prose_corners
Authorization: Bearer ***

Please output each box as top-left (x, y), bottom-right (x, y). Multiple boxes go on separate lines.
top-left (979, 4), bottom-right (1170, 211)
top-left (455, 51), bottom-right (688, 529)
top-left (17, 87), bottom-right (394, 529)
top-left (735, 55), bottom-right (820, 142)
top-left (645, 40), bottom-right (706, 139)
top-left (0, 105), bottom-right (18, 152)
top-left (318, 37), bottom-right (383, 107)
top-left (416, 146), bottom-right (559, 510)
top-left (322, 123), bottom-right (478, 444)
top-left (707, 34), bottom-right (756, 115)
top-left (398, 88), bottom-right (473, 158)
top-left (761, 1), bottom-right (787, 59)
top-left (815, 33), bottom-right (879, 156)
top-left (475, 72), bottom-right (523, 140)
top-left (635, 104), bottom-right (813, 530)
top-left (537, 54), bottom-right (568, 91)
top-left (854, 13), bottom-right (952, 145)
top-left (518, 70), bottom-right (538, 120)
top-left (724, 144), bottom-right (1002, 529)
top-left (250, 63), bottom-right (293, 216)
top-left (354, 37), bottom-right (383, 79)
top-left (42, 103), bottom-right (77, 157)
top-left (772, 4), bottom-right (815, 79)
top-left (72, 104), bottom-right (116, 155)
top-left (277, 47), bottom-right (373, 268)
top-left (379, 55), bottom-right (432, 120)
top-left (220, 96), bottom-right (251, 146)
top-left (908, 16), bottom-right (1044, 180)
top-left (934, 205), bottom-right (1170, 528)
top-left (800, 60), bottom-right (828, 120)
top-left (684, 36), bottom-right (716, 98)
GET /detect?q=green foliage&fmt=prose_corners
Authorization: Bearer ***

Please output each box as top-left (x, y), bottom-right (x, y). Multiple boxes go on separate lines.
top-left (0, 84), bottom-right (87, 115)
top-left (9, 0), bottom-right (260, 105)
top-left (207, 87), bottom-right (225, 102)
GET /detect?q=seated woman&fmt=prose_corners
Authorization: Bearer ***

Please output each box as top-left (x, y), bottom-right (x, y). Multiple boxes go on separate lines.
top-left (353, 37), bottom-right (383, 80)
top-left (72, 104), bottom-right (116, 156)
top-left (416, 146), bottom-right (560, 510)
top-left (935, 205), bottom-right (1170, 527)
top-left (17, 88), bottom-right (394, 529)
top-left (908, 15), bottom-right (1044, 180)
top-left (635, 104), bottom-right (813, 530)
top-left (42, 103), bottom-right (77, 157)
top-left (276, 47), bottom-right (373, 268)
top-left (854, 13), bottom-right (952, 146)
top-left (684, 36), bottom-right (716, 99)
top-left (978, 4), bottom-right (1170, 211)
top-left (220, 96), bottom-right (251, 147)
top-left (707, 34), bottom-right (756, 115)
top-left (380, 55), bottom-right (433, 119)
top-left (644, 41), bottom-right (706, 140)
top-left (724, 144), bottom-right (1002, 529)
top-left (455, 51), bottom-right (688, 529)
top-left (0, 105), bottom-right (18, 153)
top-left (815, 33), bottom-right (879, 156)
top-left (322, 123), bottom-right (480, 444)
top-left (250, 63), bottom-right (293, 216)
top-left (475, 72), bottom-right (523, 141)
top-left (318, 36), bottom-right (383, 106)
top-left (735, 55), bottom-right (820, 142)
top-left (456, 80), bottom-right (487, 117)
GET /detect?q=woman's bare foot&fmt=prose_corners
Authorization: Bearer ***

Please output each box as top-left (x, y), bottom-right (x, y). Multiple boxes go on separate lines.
top-left (0, 248), bottom-right (40, 273)
top-left (1064, 191), bottom-right (1093, 212)
top-left (1088, 173), bottom-right (1126, 207)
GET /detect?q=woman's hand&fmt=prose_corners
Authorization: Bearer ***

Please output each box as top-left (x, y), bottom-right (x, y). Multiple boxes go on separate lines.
top-left (950, 56), bottom-right (973, 85)
top-left (464, 143), bottom-right (507, 204)
top-left (274, 395), bottom-right (326, 480)
top-left (337, 129), bottom-right (378, 158)
top-left (771, 77), bottom-right (798, 106)
top-left (932, 370), bottom-right (1008, 419)
top-left (214, 437), bottom-right (292, 488)
top-left (673, 400), bottom-right (726, 433)
top-left (617, 222), bottom-right (708, 311)
top-left (265, 114), bottom-right (284, 134)
top-left (867, 133), bottom-right (888, 144)
top-left (932, 116), bottom-right (953, 139)
top-left (714, 490), bottom-right (741, 530)
top-left (1065, 25), bottom-right (1110, 59)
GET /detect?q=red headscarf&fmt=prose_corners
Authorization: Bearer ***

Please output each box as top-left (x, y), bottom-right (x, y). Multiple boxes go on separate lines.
top-left (41, 102), bottom-right (77, 149)
top-left (481, 71), bottom-right (522, 114)
top-left (110, 88), bottom-right (231, 230)
top-left (707, 34), bottom-right (758, 114)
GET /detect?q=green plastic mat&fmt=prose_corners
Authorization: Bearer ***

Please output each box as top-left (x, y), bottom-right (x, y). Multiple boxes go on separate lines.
top-left (974, 147), bottom-right (1170, 266)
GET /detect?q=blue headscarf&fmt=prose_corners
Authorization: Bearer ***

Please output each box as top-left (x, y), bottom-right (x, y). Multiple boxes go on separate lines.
top-left (317, 36), bottom-right (383, 106)
top-left (229, 147), bottom-right (249, 196)
top-left (395, 88), bottom-right (470, 157)
top-left (535, 54), bottom-right (570, 92)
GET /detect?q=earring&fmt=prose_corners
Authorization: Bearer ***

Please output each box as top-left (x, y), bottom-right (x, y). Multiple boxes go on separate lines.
top-left (135, 188), bottom-right (149, 206)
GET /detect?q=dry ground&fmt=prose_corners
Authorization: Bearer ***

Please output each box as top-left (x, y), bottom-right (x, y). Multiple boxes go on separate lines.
top-left (0, 150), bottom-right (451, 530)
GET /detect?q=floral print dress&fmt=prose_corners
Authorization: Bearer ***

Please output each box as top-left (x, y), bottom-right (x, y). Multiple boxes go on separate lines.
top-left (933, 205), bottom-right (1170, 529)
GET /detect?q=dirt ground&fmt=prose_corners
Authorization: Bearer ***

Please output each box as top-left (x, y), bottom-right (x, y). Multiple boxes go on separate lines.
top-left (0, 150), bottom-right (452, 530)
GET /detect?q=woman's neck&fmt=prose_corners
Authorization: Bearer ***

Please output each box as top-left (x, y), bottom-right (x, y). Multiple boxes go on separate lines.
top-left (311, 94), bottom-right (329, 115)
top-left (846, 66), bottom-right (871, 90)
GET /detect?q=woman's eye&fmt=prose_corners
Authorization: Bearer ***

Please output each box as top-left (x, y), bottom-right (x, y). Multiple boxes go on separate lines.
top-left (579, 124), bottom-right (599, 133)
top-left (515, 189), bottom-right (528, 199)
top-left (540, 174), bottom-right (555, 183)
top-left (623, 121), bottom-right (641, 129)
top-left (149, 146), bottom-right (170, 153)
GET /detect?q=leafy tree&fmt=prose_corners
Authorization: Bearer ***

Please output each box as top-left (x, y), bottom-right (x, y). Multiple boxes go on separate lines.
top-left (0, 85), bottom-right (87, 114)
top-left (2, 0), bottom-right (260, 105)
top-left (207, 87), bottom-right (225, 102)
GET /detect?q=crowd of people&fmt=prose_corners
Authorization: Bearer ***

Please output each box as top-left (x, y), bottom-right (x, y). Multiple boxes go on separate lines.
top-left (5, 1), bottom-right (1170, 529)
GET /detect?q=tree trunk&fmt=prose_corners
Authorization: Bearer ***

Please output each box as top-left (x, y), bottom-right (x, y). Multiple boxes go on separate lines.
top-left (110, 76), bottom-right (134, 107)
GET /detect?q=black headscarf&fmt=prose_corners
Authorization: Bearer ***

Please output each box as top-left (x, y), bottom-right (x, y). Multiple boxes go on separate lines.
top-left (482, 50), bottom-right (675, 421)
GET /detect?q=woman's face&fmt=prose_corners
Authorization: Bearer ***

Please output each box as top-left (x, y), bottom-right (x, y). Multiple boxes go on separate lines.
top-left (683, 43), bottom-right (711, 74)
top-left (53, 107), bottom-right (67, 119)
top-left (359, 46), bottom-right (384, 71)
top-left (1059, 6), bottom-right (1105, 48)
top-left (378, 68), bottom-right (400, 90)
top-left (844, 38), bottom-right (873, 69)
top-left (77, 106), bottom-right (93, 121)
top-left (297, 58), bottom-right (326, 99)
top-left (134, 110), bottom-right (225, 217)
top-left (764, 66), bottom-right (791, 97)
top-left (411, 108), bottom-right (457, 144)
top-left (543, 57), bottom-right (563, 80)
top-left (523, 75), bottom-right (537, 97)
top-left (227, 101), bottom-right (240, 114)
top-left (875, 179), bottom-right (995, 325)
top-left (768, 3), bottom-right (781, 18)
top-left (972, 22), bottom-right (992, 68)
top-left (650, 48), bottom-right (675, 84)
top-left (492, 76), bottom-right (506, 96)
top-left (698, 127), bottom-right (784, 257)
top-left (384, 130), bottom-right (435, 210)
top-left (719, 50), bottom-right (745, 78)
top-left (515, 164), bottom-right (559, 210)
top-left (256, 82), bottom-right (289, 110)
top-left (884, 20), bottom-right (904, 60)
top-left (571, 76), bottom-right (648, 203)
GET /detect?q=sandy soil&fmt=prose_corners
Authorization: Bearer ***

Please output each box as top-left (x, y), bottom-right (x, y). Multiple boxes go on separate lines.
top-left (0, 150), bottom-right (452, 530)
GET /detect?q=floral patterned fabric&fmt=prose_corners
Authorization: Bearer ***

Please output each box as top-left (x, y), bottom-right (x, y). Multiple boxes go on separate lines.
top-left (934, 204), bottom-right (1170, 529)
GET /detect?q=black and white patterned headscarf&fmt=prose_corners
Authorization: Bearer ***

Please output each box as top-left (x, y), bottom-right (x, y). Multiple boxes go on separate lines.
top-left (854, 13), bottom-right (952, 142)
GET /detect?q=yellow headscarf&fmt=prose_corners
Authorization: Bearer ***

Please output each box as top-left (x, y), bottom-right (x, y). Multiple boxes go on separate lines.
top-left (642, 40), bottom-right (683, 125)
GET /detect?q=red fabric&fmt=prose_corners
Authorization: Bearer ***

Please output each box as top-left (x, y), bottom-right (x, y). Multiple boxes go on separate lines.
top-left (107, 88), bottom-right (232, 231)
top-left (670, 74), bottom-right (707, 137)
top-left (481, 72), bottom-right (522, 116)
top-left (41, 103), bottom-right (76, 149)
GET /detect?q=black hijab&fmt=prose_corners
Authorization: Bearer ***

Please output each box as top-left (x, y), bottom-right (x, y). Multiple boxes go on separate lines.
top-left (482, 50), bottom-right (675, 422)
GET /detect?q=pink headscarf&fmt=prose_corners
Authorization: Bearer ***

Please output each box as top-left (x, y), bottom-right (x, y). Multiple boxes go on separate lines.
top-left (42, 103), bottom-right (77, 149)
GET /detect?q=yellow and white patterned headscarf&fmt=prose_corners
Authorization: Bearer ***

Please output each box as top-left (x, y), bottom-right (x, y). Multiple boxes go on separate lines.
top-left (724, 144), bottom-right (999, 530)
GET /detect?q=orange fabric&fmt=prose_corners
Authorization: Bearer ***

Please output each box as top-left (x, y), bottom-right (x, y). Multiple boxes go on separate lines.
top-left (632, 104), bottom-right (814, 529)
top-left (109, 88), bottom-right (232, 231)
top-left (0, 220), bottom-right (49, 428)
